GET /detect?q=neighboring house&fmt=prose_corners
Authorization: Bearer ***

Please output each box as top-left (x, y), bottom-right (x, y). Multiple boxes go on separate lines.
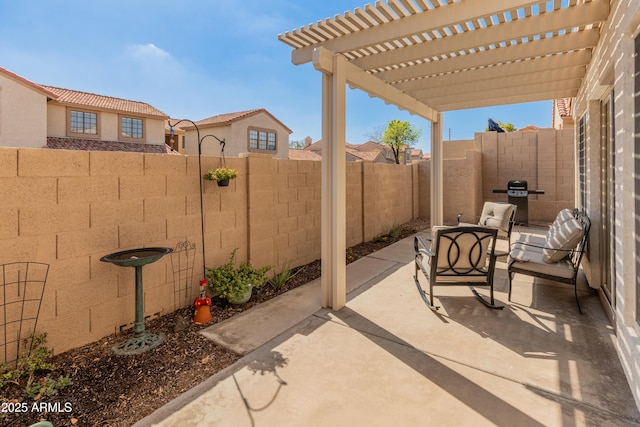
top-left (298, 138), bottom-right (394, 163)
top-left (0, 66), bottom-right (172, 153)
top-left (176, 109), bottom-right (292, 159)
top-left (552, 98), bottom-right (574, 130)
top-left (0, 66), bottom-right (58, 148)
top-left (288, 148), bottom-right (322, 161)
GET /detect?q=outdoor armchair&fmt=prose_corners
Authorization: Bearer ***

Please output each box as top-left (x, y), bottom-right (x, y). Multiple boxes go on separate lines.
top-left (457, 202), bottom-right (516, 256)
top-left (414, 226), bottom-right (502, 310)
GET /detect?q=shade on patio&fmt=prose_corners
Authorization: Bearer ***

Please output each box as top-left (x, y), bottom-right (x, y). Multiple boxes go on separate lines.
top-left (278, 0), bottom-right (607, 309)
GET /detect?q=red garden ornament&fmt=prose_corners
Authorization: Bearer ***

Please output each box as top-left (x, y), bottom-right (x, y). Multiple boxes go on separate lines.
top-left (193, 279), bottom-right (213, 325)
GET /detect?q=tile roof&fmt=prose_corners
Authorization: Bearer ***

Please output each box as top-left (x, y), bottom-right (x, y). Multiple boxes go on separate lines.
top-left (193, 109), bottom-right (293, 133)
top-left (288, 148), bottom-right (322, 161)
top-left (0, 66), bottom-right (59, 98)
top-left (41, 86), bottom-right (168, 117)
top-left (47, 137), bottom-right (179, 154)
top-left (555, 98), bottom-right (573, 117)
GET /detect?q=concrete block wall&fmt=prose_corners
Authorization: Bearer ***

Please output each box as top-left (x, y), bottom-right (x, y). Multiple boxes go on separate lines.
top-left (477, 129), bottom-right (575, 223)
top-left (0, 148), bottom-right (419, 358)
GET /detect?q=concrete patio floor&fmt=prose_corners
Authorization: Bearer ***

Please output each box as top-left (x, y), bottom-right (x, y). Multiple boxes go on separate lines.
top-left (135, 228), bottom-right (640, 427)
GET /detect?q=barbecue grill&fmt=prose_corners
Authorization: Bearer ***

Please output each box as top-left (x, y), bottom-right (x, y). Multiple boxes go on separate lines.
top-left (493, 180), bottom-right (544, 225)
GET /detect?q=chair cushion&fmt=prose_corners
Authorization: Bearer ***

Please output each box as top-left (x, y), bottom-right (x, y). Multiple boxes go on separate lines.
top-left (542, 215), bottom-right (584, 263)
top-left (508, 246), bottom-right (575, 280)
top-left (479, 202), bottom-right (514, 233)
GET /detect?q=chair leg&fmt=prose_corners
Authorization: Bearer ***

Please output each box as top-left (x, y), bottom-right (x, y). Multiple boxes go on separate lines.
top-left (507, 271), bottom-right (513, 301)
top-left (574, 283), bottom-right (583, 315)
top-left (470, 286), bottom-right (504, 310)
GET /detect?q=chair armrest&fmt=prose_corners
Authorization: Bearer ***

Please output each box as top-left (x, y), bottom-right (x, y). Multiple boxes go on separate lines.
top-left (414, 236), bottom-right (434, 257)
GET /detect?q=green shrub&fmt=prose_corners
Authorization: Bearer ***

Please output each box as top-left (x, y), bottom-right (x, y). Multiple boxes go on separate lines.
top-left (0, 333), bottom-right (71, 400)
top-left (207, 249), bottom-right (271, 302)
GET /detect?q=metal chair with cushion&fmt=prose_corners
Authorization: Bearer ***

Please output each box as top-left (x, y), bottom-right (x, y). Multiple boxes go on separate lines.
top-left (457, 202), bottom-right (517, 256)
top-left (414, 226), bottom-right (502, 310)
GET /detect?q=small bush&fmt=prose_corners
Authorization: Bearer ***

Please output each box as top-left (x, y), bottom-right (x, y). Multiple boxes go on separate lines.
top-left (0, 333), bottom-right (71, 401)
top-left (269, 261), bottom-right (299, 289)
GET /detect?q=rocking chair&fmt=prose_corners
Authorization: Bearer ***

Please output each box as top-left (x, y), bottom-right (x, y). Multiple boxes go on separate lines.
top-left (414, 226), bottom-right (502, 310)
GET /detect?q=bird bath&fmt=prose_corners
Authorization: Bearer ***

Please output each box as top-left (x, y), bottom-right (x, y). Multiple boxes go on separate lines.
top-left (100, 247), bottom-right (173, 355)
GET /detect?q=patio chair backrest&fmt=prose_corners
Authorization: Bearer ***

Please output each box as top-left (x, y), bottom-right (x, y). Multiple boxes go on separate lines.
top-left (479, 202), bottom-right (516, 240)
top-left (432, 226), bottom-right (497, 275)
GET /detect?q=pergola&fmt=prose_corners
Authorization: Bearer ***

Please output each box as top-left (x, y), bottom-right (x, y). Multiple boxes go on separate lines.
top-left (278, 0), bottom-right (608, 309)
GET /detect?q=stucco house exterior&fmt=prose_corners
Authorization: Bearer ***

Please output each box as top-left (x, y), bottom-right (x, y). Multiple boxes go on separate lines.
top-left (177, 109), bottom-right (292, 159)
top-left (0, 66), bottom-right (171, 153)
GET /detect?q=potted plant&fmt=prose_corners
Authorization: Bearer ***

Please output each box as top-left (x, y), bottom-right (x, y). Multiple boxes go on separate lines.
top-left (207, 249), bottom-right (271, 304)
top-left (203, 167), bottom-right (238, 186)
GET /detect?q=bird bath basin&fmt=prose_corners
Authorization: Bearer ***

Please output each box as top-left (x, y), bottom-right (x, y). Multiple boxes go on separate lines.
top-left (100, 247), bottom-right (172, 355)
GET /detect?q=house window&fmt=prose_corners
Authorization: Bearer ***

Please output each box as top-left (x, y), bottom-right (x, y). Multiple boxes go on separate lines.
top-left (248, 127), bottom-right (277, 152)
top-left (69, 110), bottom-right (98, 136)
top-left (120, 116), bottom-right (144, 141)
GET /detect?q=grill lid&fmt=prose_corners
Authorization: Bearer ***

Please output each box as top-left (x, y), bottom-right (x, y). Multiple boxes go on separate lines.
top-left (507, 180), bottom-right (528, 190)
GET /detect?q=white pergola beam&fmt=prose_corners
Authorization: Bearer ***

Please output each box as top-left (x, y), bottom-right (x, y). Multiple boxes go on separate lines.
top-left (353, 0), bottom-right (608, 71)
top-left (432, 88), bottom-right (579, 111)
top-left (292, 0), bottom-right (551, 65)
top-left (409, 66), bottom-right (585, 99)
top-left (376, 28), bottom-right (599, 82)
top-left (394, 50), bottom-right (591, 92)
top-left (314, 47), bottom-right (439, 123)
top-left (421, 79), bottom-right (581, 107)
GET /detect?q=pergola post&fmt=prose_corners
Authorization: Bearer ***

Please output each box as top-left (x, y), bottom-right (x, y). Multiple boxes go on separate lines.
top-left (319, 52), bottom-right (347, 309)
top-left (431, 112), bottom-right (444, 226)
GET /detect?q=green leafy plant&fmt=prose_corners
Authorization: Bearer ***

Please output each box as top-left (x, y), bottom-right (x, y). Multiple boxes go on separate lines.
top-left (207, 249), bottom-right (271, 302)
top-left (203, 167), bottom-right (238, 181)
top-left (388, 224), bottom-right (402, 238)
top-left (0, 333), bottom-right (71, 400)
top-left (269, 261), bottom-right (299, 289)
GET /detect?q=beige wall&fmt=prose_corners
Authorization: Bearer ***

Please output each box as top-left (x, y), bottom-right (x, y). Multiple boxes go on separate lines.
top-left (573, 0), bottom-right (640, 410)
top-left (0, 147), bottom-right (417, 358)
top-left (0, 74), bottom-right (48, 148)
top-left (0, 128), bottom-right (573, 358)
top-left (478, 128), bottom-right (575, 223)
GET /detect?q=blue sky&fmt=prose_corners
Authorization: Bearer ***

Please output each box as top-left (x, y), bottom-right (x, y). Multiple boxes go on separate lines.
top-left (0, 0), bottom-right (551, 154)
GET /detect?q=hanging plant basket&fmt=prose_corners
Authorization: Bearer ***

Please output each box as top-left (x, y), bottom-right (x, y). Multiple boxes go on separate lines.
top-left (217, 178), bottom-right (230, 187)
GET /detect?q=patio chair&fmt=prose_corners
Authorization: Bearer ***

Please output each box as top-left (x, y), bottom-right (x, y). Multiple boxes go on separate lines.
top-left (414, 226), bottom-right (502, 310)
top-left (457, 202), bottom-right (517, 256)
top-left (508, 209), bottom-right (591, 313)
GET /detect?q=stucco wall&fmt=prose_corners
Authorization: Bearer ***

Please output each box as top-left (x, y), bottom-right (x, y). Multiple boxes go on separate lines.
top-left (574, 0), bottom-right (640, 410)
top-left (0, 74), bottom-right (48, 148)
top-left (0, 147), bottom-right (417, 357)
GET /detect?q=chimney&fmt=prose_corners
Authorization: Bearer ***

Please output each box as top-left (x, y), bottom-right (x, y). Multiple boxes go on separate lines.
top-left (304, 136), bottom-right (312, 148)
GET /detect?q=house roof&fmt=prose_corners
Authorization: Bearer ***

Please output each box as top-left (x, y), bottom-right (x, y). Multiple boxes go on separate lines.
top-left (0, 66), bottom-right (59, 98)
top-left (47, 137), bottom-right (179, 154)
top-left (42, 85), bottom-right (168, 118)
top-left (555, 98), bottom-right (573, 117)
top-left (289, 148), bottom-right (322, 161)
top-left (191, 108), bottom-right (293, 133)
top-left (279, 0), bottom-right (607, 114)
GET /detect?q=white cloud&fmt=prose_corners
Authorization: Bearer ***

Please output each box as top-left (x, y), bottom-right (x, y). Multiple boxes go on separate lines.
top-left (125, 43), bottom-right (171, 61)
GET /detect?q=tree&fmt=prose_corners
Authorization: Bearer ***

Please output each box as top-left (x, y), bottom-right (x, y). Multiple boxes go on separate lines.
top-left (289, 139), bottom-right (305, 149)
top-left (485, 120), bottom-right (517, 132)
top-left (381, 120), bottom-right (422, 164)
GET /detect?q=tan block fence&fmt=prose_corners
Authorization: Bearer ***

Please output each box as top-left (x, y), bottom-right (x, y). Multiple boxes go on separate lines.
top-left (0, 129), bottom-right (573, 357)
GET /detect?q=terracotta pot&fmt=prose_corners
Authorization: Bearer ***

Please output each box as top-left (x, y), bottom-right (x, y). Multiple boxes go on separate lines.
top-left (193, 305), bottom-right (212, 324)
